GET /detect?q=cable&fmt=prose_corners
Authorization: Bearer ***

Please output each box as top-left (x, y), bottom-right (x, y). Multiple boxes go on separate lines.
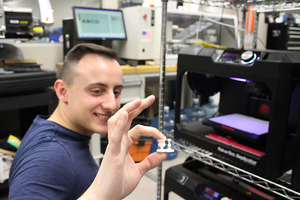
top-left (203, 15), bottom-right (267, 48)
top-left (195, 15), bottom-right (203, 42)
top-left (235, 7), bottom-right (240, 48)
top-left (219, 6), bottom-right (225, 46)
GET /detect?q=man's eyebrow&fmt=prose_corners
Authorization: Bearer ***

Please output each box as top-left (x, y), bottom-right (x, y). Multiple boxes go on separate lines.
top-left (88, 83), bottom-right (107, 88)
top-left (88, 83), bottom-right (124, 89)
top-left (114, 85), bottom-right (124, 90)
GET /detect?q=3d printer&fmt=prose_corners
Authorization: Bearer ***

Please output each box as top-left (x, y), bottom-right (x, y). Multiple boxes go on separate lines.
top-left (1, 7), bottom-right (33, 39)
top-left (173, 46), bottom-right (300, 192)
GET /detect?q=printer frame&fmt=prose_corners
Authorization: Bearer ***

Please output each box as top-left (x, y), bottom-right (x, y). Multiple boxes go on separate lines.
top-left (174, 47), bottom-right (300, 191)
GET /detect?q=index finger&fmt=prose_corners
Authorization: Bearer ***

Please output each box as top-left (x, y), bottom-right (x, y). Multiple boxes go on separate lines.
top-left (128, 95), bottom-right (155, 120)
top-left (108, 95), bottom-right (155, 138)
top-left (110, 98), bottom-right (142, 123)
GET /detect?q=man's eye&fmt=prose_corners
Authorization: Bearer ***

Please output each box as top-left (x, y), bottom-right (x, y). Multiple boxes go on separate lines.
top-left (92, 89), bottom-right (102, 94)
top-left (114, 91), bottom-right (121, 97)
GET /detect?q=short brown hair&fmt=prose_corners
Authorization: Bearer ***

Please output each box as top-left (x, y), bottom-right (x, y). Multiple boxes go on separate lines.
top-left (62, 43), bottom-right (119, 85)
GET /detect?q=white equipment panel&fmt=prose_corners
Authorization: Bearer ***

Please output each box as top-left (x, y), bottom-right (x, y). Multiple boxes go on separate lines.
top-left (38, 0), bottom-right (54, 25)
top-left (114, 6), bottom-right (161, 61)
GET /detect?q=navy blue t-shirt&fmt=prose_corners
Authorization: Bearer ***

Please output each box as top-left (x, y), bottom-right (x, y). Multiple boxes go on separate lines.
top-left (9, 115), bottom-right (99, 200)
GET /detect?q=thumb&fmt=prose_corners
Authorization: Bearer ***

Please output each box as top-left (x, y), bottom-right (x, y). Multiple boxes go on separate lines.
top-left (136, 152), bottom-right (167, 176)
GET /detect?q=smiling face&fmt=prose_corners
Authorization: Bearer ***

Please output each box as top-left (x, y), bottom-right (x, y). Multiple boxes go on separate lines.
top-left (62, 53), bottom-right (123, 136)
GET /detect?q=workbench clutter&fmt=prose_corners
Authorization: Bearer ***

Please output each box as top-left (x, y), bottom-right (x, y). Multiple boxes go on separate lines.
top-left (0, 44), bottom-right (57, 96)
top-left (0, 135), bottom-right (21, 152)
top-left (0, 135), bottom-right (19, 183)
top-left (0, 153), bottom-right (13, 183)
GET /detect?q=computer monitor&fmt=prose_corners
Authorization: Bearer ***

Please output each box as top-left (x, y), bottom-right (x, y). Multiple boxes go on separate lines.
top-left (73, 7), bottom-right (127, 40)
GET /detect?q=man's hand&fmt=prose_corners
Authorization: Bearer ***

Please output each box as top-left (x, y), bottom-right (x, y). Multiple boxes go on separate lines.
top-left (79, 95), bottom-right (167, 200)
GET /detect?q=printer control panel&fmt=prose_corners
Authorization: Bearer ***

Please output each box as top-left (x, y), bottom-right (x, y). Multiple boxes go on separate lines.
top-left (214, 50), bottom-right (261, 66)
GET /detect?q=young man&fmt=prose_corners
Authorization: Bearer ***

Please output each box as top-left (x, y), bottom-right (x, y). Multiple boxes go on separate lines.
top-left (9, 43), bottom-right (167, 199)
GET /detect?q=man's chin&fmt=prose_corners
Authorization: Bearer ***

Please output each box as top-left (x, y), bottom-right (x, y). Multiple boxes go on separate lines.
top-left (92, 127), bottom-right (108, 134)
top-left (93, 131), bottom-right (107, 134)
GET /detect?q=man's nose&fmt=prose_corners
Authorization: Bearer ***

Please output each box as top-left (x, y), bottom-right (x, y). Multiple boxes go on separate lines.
top-left (102, 92), bottom-right (118, 111)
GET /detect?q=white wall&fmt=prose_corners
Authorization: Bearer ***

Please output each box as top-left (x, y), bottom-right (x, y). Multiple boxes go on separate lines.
top-left (12, 42), bottom-right (63, 76)
top-left (102, 0), bottom-right (118, 9)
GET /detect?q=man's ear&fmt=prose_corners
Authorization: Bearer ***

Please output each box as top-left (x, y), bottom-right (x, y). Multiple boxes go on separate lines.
top-left (54, 79), bottom-right (68, 103)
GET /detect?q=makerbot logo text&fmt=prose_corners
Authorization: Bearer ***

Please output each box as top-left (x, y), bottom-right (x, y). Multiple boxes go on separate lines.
top-left (217, 146), bottom-right (257, 166)
top-left (82, 19), bottom-right (100, 24)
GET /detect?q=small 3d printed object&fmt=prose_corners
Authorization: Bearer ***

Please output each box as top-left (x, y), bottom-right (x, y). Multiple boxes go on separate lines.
top-left (157, 139), bottom-right (174, 152)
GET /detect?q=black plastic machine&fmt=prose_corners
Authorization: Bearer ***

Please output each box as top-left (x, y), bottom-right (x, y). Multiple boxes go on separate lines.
top-left (164, 158), bottom-right (283, 200)
top-left (168, 46), bottom-right (300, 199)
top-left (0, 44), bottom-right (57, 96)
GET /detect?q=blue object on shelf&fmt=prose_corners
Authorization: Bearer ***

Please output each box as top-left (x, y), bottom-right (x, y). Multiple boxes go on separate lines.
top-left (150, 105), bottom-right (175, 133)
top-left (169, 107), bottom-right (188, 124)
top-left (49, 33), bottom-right (62, 42)
top-left (201, 97), bottom-right (218, 118)
top-left (183, 98), bottom-right (206, 122)
top-left (163, 105), bottom-right (174, 133)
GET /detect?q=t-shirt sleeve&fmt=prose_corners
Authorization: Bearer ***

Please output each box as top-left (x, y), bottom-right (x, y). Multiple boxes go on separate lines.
top-left (9, 142), bottom-right (75, 200)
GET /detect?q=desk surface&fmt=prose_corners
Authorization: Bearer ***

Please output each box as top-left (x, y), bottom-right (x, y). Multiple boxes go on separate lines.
top-left (56, 63), bottom-right (177, 74)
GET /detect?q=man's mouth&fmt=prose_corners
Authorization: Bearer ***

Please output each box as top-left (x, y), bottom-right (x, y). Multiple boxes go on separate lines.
top-left (95, 113), bottom-right (110, 119)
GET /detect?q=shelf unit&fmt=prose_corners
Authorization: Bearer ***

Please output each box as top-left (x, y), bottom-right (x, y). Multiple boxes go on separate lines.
top-left (171, 139), bottom-right (300, 200)
top-left (157, 1), bottom-right (300, 199)
top-left (170, 0), bottom-right (300, 12)
top-left (170, 47), bottom-right (300, 199)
